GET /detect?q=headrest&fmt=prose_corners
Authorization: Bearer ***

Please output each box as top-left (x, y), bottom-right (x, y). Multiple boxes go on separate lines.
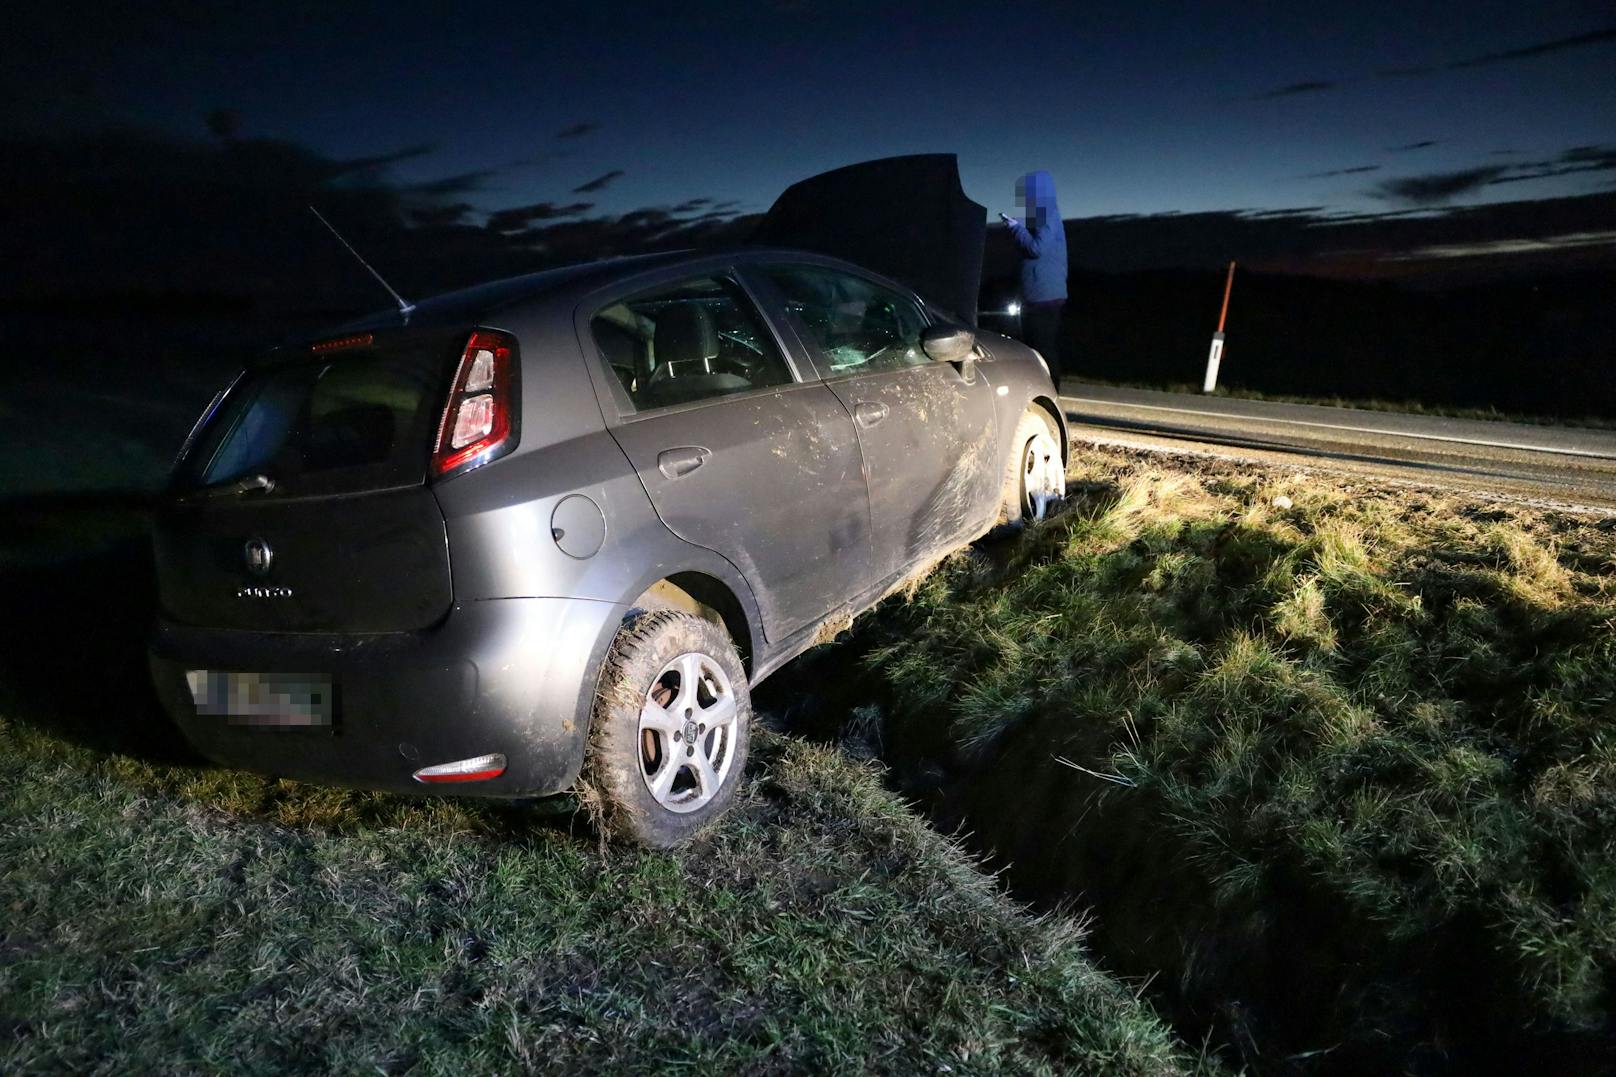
top-left (653, 303), bottom-right (719, 363)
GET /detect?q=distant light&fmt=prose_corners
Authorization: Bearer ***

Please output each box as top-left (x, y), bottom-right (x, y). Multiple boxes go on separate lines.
top-left (1006, 302), bottom-right (1021, 317)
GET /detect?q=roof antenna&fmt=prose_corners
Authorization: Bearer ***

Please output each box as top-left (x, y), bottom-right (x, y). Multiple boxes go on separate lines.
top-left (308, 205), bottom-right (416, 319)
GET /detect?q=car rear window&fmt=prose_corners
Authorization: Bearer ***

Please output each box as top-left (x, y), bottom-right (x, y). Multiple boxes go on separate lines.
top-left (177, 336), bottom-right (457, 497)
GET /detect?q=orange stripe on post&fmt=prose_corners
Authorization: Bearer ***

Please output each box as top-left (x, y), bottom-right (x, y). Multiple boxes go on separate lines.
top-left (1216, 261), bottom-right (1237, 334)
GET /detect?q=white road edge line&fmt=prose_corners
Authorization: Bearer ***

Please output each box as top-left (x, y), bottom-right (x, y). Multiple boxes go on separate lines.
top-left (1061, 395), bottom-right (1616, 461)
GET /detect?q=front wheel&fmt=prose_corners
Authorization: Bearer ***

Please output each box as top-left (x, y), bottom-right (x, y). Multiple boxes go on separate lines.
top-left (996, 409), bottom-right (1066, 527)
top-left (585, 610), bottom-right (750, 848)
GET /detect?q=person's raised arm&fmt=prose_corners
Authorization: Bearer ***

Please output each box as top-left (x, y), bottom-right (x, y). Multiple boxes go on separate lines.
top-left (1007, 216), bottom-right (1043, 256)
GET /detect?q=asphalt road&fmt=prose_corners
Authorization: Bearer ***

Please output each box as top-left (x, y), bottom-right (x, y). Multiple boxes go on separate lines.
top-left (1060, 383), bottom-right (1616, 514)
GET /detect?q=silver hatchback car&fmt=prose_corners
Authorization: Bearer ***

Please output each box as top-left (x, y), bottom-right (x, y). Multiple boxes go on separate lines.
top-left (149, 247), bottom-right (1067, 846)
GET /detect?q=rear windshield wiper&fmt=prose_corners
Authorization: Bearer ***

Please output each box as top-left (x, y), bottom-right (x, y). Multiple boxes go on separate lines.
top-left (181, 473), bottom-right (276, 501)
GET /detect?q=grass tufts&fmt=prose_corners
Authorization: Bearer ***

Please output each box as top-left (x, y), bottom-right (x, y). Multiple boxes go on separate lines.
top-left (0, 716), bottom-right (1206, 1076)
top-left (852, 444), bottom-right (1616, 1070)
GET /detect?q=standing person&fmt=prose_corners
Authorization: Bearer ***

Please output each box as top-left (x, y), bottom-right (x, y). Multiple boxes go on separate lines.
top-left (1001, 170), bottom-right (1068, 390)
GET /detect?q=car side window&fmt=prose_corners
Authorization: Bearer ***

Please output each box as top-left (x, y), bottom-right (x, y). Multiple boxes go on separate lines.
top-left (591, 276), bottom-right (793, 412)
top-left (761, 265), bottom-right (929, 375)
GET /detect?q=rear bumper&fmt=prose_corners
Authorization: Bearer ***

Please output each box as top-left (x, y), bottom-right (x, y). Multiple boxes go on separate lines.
top-left (149, 597), bottom-right (627, 797)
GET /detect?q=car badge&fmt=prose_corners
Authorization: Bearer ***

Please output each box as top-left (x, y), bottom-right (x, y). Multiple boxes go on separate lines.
top-left (244, 538), bottom-right (274, 577)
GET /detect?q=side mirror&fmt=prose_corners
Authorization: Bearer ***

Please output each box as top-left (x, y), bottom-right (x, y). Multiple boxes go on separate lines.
top-left (920, 325), bottom-right (976, 364)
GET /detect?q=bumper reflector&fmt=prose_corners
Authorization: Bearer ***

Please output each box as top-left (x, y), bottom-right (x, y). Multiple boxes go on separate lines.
top-left (412, 753), bottom-right (507, 784)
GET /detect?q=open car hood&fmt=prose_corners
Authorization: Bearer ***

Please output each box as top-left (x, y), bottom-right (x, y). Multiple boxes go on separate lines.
top-left (751, 154), bottom-right (986, 326)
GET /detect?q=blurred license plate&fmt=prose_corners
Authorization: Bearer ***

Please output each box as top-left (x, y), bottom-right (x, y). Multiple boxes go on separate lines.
top-left (185, 670), bottom-right (334, 728)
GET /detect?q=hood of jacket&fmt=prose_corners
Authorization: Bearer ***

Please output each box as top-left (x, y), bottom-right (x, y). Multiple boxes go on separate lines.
top-left (1016, 170), bottom-right (1061, 232)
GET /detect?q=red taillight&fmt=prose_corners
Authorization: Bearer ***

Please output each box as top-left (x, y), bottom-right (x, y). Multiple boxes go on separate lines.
top-left (433, 330), bottom-right (517, 476)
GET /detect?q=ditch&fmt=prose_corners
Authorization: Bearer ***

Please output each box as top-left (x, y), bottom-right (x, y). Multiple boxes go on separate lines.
top-left (754, 481), bottom-right (1616, 1077)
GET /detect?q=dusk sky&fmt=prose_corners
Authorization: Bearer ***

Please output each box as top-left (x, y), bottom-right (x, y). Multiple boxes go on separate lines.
top-left (7, 1), bottom-right (1614, 223)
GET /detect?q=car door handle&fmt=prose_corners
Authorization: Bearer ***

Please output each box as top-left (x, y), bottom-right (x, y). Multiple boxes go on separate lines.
top-left (657, 446), bottom-right (711, 479)
top-left (854, 401), bottom-right (889, 428)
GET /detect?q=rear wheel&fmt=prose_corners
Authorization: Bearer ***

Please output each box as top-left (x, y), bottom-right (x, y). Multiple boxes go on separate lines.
top-left (586, 610), bottom-right (750, 848)
top-left (996, 409), bottom-right (1066, 526)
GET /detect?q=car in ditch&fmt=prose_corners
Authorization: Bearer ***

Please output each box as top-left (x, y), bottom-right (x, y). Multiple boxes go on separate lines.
top-left (148, 246), bottom-right (1067, 846)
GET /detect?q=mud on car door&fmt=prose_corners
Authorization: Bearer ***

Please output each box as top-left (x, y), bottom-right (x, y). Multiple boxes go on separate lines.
top-left (580, 272), bottom-right (875, 643)
top-left (755, 264), bottom-right (999, 584)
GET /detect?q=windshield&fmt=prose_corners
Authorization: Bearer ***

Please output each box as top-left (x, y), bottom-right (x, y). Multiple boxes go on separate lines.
top-left (177, 336), bottom-right (457, 497)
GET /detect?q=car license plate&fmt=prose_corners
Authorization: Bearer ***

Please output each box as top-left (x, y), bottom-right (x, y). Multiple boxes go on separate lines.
top-left (185, 670), bottom-right (334, 728)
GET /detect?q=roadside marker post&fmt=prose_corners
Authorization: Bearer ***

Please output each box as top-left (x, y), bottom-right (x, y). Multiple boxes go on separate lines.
top-left (1203, 260), bottom-right (1237, 394)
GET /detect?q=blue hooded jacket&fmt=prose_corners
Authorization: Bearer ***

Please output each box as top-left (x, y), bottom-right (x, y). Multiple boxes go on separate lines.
top-left (1009, 170), bottom-right (1068, 303)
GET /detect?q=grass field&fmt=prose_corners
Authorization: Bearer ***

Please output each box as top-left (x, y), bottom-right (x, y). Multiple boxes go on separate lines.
top-left (0, 509), bottom-right (1205, 1076)
top-left (9, 440), bottom-right (1616, 1073)
top-left (0, 719), bottom-right (1213, 1076)
top-left (812, 446), bottom-right (1616, 1073)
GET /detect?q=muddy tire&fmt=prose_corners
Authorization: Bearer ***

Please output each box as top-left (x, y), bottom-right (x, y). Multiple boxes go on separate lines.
top-left (585, 610), bottom-right (750, 848)
top-left (995, 409), bottom-right (1066, 527)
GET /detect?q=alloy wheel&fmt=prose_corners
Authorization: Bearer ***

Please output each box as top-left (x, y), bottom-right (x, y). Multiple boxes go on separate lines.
top-left (1022, 431), bottom-right (1066, 520)
top-left (637, 651), bottom-right (740, 813)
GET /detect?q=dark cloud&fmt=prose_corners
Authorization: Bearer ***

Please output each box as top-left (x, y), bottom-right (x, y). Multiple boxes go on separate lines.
top-left (409, 202), bottom-right (474, 227)
top-left (1250, 79), bottom-right (1337, 100)
top-left (1488, 144), bottom-right (1616, 186)
top-left (1388, 140), bottom-right (1439, 152)
top-left (572, 169), bottom-right (625, 193)
top-left (1490, 148), bottom-right (1522, 156)
top-left (1563, 145), bottom-right (1616, 166)
top-left (1311, 206), bottom-right (1436, 224)
top-left (1374, 166), bottom-right (1510, 204)
top-left (1303, 164), bottom-right (1382, 179)
top-left (615, 208), bottom-right (676, 229)
top-left (484, 200), bottom-right (594, 231)
top-left (1446, 25), bottom-right (1616, 68)
top-left (1382, 25), bottom-right (1616, 75)
top-left (1239, 207), bottom-right (1327, 219)
top-left (982, 190), bottom-right (1616, 281)
top-left (494, 204), bottom-right (760, 263)
top-left (555, 122), bottom-right (598, 140)
top-left (406, 169), bottom-right (498, 196)
top-left (1373, 145), bottom-right (1616, 204)
top-left (0, 125), bottom-right (764, 317)
top-left (330, 144), bottom-right (434, 178)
